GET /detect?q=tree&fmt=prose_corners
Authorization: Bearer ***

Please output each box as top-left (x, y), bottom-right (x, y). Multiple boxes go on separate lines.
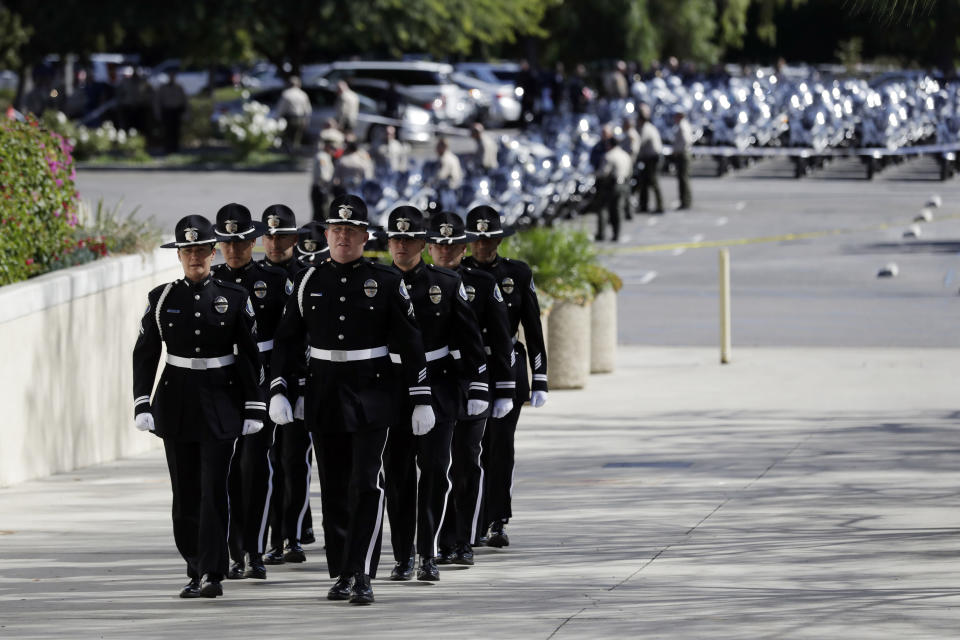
top-left (0, 4), bottom-right (31, 71)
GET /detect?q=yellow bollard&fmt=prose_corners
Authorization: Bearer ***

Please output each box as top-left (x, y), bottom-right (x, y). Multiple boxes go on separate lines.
top-left (719, 248), bottom-right (731, 364)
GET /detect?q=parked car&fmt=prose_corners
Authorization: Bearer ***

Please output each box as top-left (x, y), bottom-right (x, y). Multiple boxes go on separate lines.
top-left (148, 59), bottom-right (240, 96)
top-left (210, 80), bottom-right (433, 144)
top-left (455, 62), bottom-right (521, 88)
top-left (451, 71), bottom-right (520, 126)
top-left (310, 60), bottom-right (473, 125)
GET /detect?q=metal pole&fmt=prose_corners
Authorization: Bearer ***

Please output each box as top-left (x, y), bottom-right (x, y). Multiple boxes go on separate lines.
top-left (719, 248), bottom-right (731, 364)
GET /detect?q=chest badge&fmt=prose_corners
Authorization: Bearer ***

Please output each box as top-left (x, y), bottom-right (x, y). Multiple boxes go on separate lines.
top-left (501, 277), bottom-right (515, 295)
top-left (429, 285), bottom-right (442, 304)
top-left (465, 285), bottom-right (476, 302)
top-left (214, 296), bottom-right (229, 314)
top-left (253, 280), bottom-right (268, 298)
top-left (364, 279), bottom-right (379, 298)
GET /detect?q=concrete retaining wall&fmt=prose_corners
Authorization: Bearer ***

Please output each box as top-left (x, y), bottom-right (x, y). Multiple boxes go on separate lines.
top-left (0, 249), bottom-right (180, 487)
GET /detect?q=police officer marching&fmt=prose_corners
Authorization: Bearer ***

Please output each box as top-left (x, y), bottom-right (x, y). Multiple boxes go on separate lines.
top-left (132, 215), bottom-right (266, 598)
top-left (269, 195), bottom-right (435, 605)
top-left (381, 206), bottom-right (490, 582)
top-left (296, 220), bottom-right (330, 267)
top-left (462, 205), bottom-right (548, 548)
top-left (258, 204), bottom-right (317, 567)
top-left (427, 211), bottom-right (516, 566)
top-left (209, 204), bottom-right (291, 582)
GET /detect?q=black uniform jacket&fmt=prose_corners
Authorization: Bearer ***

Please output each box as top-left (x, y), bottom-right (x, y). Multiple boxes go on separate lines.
top-left (262, 256), bottom-right (310, 401)
top-left (458, 264), bottom-right (515, 404)
top-left (271, 257), bottom-right (431, 433)
top-left (213, 259), bottom-right (292, 384)
top-left (462, 255), bottom-right (548, 398)
top-left (396, 262), bottom-right (489, 423)
top-left (132, 276), bottom-right (266, 442)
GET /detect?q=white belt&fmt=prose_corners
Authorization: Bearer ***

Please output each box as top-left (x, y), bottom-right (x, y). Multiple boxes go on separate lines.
top-left (310, 346), bottom-right (389, 362)
top-left (166, 354), bottom-right (236, 370)
top-left (258, 339), bottom-right (274, 352)
top-left (425, 346), bottom-right (450, 362)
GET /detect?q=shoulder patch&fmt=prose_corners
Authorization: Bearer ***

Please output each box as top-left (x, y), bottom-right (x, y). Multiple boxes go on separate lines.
top-left (530, 278), bottom-right (536, 293)
top-left (493, 284), bottom-right (504, 303)
top-left (285, 278), bottom-right (294, 295)
top-left (458, 282), bottom-right (468, 301)
top-left (399, 281), bottom-right (411, 300)
top-left (245, 298), bottom-right (255, 317)
top-left (143, 301), bottom-right (151, 315)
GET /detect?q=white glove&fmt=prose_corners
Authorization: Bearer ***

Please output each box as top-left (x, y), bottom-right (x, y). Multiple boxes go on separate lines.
top-left (466, 399), bottom-right (489, 416)
top-left (293, 396), bottom-right (304, 420)
top-left (491, 398), bottom-right (514, 419)
top-left (411, 404), bottom-right (436, 436)
top-left (269, 394), bottom-right (294, 425)
top-left (242, 419), bottom-right (264, 436)
top-left (530, 390), bottom-right (548, 408)
top-left (135, 412), bottom-right (155, 432)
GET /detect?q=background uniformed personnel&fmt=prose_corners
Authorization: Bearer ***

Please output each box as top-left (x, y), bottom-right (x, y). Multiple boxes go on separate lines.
top-left (133, 214), bottom-right (265, 599)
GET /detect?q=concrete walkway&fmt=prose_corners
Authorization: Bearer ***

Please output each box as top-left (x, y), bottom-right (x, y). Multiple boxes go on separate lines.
top-left (1, 346), bottom-right (959, 639)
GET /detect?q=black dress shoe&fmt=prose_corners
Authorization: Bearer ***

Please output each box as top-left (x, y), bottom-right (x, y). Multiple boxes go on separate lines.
top-left (487, 523), bottom-right (510, 548)
top-left (263, 546), bottom-right (285, 565)
top-left (349, 573), bottom-right (374, 605)
top-left (454, 543), bottom-right (474, 566)
top-left (389, 555), bottom-right (415, 581)
top-left (436, 546), bottom-right (456, 565)
top-left (226, 560), bottom-right (246, 580)
top-left (199, 577), bottom-right (223, 598)
top-left (301, 528), bottom-right (316, 545)
top-left (244, 553), bottom-right (267, 579)
top-left (283, 540), bottom-right (306, 563)
top-left (327, 575), bottom-right (353, 601)
top-left (417, 556), bottom-right (440, 582)
top-left (179, 578), bottom-right (201, 598)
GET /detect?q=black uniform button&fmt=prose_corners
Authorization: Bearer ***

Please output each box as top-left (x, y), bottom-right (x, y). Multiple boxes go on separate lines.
top-left (195, 347), bottom-right (201, 353)
top-left (339, 315), bottom-right (345, 321)
top-left (195, 312), bottom-right (200, 318)
top-left (341, 277), bottom-right (347, 283)
top-left (236, 278), bottom-right (242, 283)
top-left (194, 330), bottom-right (201, 335)
top-left (194, 295), bottom-right (200, 300)
top-left (338, 334), bottom-right (344, 340)
top-left (339, 296), bottom-right (346, 302)
top-left (168, 323), bottom-right (173, 327)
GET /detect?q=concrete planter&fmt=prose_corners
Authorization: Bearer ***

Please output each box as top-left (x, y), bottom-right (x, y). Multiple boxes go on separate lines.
top-left (547, 299), bottom-right (592, 389)
top-left (590, 288), bottom-right (617, 373)
top-left (0, 248), bottom-right (179, 486)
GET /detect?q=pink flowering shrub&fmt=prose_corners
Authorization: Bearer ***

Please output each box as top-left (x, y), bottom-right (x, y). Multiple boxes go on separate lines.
top-left (0, 115), bottom-right (80, 285)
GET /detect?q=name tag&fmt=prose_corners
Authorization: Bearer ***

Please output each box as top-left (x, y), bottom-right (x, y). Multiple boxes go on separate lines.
top-left (166, 309), bottom-right (181, 313)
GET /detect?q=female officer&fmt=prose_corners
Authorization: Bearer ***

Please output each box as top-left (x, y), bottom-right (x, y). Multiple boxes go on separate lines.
top-left (132, 214), bottom-right (266, 598)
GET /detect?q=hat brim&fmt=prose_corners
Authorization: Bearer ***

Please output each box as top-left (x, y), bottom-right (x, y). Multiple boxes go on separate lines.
top-left (161, 239), bottom-right (218, 249)
top-left (426, 232), bottom-right (471, 245)
top-left (297, 245), bottom-right (330, 257)
top-left (215, 227), bottom-right (265, 242)
top-left (322, 219), bottom-right (369, 228)
top-left (264, 226), bottom-right (307, 236)
top-left (467, 226), bottom-right (515, 239)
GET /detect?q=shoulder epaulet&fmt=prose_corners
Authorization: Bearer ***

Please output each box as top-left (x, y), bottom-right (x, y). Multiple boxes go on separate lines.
top-left (148, 282), bottom-right (170, 299)
top-left (257, 262), bottom-right (289, 280)
top-left (215, 279), bottom-right (249, 296)
top-left (426, 264), bottom-right (460, 280)
top-left (369, 262), bottom-right (401, 278)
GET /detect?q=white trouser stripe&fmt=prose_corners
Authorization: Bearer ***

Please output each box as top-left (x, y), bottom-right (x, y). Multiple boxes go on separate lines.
top-left (295, 432), bottom-right (315, 538)
top-left (256, 428), bottom-right (276, 553)
top-left (364, 433), bottom-right (389, 575)
top-left (226, 438), bottom-right (239, 551)
top-left (469, 421), bottom-right (487, 546)
top-left (432, 442), bottom-right (455, 558)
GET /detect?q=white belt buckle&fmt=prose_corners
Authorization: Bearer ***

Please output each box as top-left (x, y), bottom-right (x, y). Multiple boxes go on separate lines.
top-left (330, 350), bottom-right (348, 363)
top-left (191, 358), bottom-right (208, 371)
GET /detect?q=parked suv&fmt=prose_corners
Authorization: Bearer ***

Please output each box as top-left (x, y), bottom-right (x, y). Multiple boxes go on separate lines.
top-left (310, 60), bottom-right (473, 125)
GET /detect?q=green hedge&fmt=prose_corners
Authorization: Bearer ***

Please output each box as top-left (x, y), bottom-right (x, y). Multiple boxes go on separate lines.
top-left (500, 226), bottom-right (598, 307)
top-left (0, 117), bottom-right (79, 285)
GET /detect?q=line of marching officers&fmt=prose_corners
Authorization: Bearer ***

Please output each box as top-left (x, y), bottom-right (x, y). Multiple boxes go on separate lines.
top-left (132, 195), bottom-right (548, 603)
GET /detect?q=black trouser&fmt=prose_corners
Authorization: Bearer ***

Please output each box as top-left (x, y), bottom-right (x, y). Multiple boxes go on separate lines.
top-left (227, 423), bottom-right (276, 560)
top-left (310, 184), bottom-right (329, 223)
top-left (439, 417), bottom-right (486, 549)
top-left (313, 428), bottom-right (389, 578)
top-left (637, 155), bottom-right (664, 212)
top-left (673, 151), bottom-right (692, 208)
top-left (160, 107), bottom-right (183, 154)
top-left (163, 437), bottom-right (236, 580)
top-left (597, 180), bottom-right (628, 241)
top-left (477, 399), bottom-right (521, 538)
top-left (385, 419), bottom-right (455, 561)
top-left (268, 420), bottom-right (314, 547)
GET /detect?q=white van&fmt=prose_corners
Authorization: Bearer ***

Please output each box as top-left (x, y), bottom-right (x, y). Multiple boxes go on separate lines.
top-left (311, 60), bottom-right (473, 125)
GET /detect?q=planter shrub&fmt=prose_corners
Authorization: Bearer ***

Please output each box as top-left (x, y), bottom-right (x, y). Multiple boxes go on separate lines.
top-left (0, 116), bottom-right (79, 285)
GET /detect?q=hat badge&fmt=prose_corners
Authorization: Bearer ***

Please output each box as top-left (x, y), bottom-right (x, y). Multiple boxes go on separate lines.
top-left (184, 227), bottom-right (199, 242)
top-left (476, 219), bottom-right (489, 233)
top-left (303, 239), bottom-right (317, 252)
top-left (224, 220), bottom-right (238, 234)
top-left (339, 206), bottom-right (353, 220)
top-left (267, 215), bottom-right (280, 229)
top-left (396, 218), bottom-right (411, 232)
top-left (440, 223), bottom-right (453, 237)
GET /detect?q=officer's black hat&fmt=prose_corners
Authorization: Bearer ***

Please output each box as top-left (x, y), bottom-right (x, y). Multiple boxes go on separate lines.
top-left (214, 203), bottom-right (264, 242)
top-left (325, 194), bottom-right (369, 227)
top-left (426, 211), bottom-right (470, 245)
top-left (382, 205), bottom-right (427, 239)
top-left (161, 214), bottom-right (218, 248)
top-left (296, 221), bottom-right (330, 258)
top-left (466, 205), bottom-right (515, 238)
top-left (261, 204), bottom-right (303, 236)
